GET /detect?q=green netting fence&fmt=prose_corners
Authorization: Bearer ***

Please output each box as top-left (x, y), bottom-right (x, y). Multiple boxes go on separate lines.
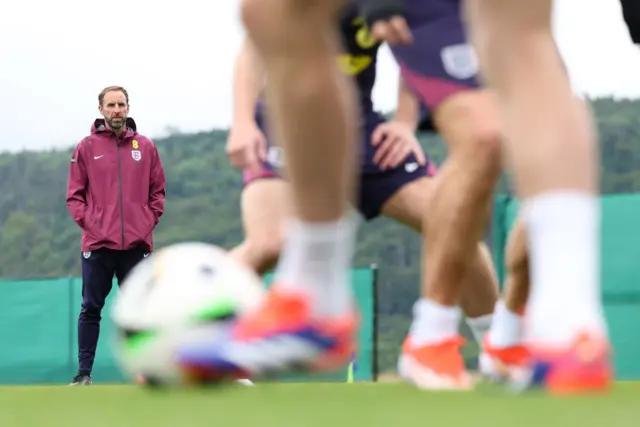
top-left (0, 267), bottom-right (377, 384)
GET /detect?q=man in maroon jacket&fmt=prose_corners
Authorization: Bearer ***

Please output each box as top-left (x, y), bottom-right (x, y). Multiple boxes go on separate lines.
top-left (66, 86), bottom-right (166, 385)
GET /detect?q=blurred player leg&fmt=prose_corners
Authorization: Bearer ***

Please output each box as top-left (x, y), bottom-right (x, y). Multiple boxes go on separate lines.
top-left (360, 0), bottom-right (507, 387)
top-left (480, 216), bottom-right (530, 381)
top-left (458, 242), bottom-right (499, 343)
top-left (365, 139), bottom-right (498, 389)
top-left (179, 0), bottom-right (359, 381)
top-left (226, 38), bottom-right (288, 276)
top-left (465, 0), bottom-right (611, 393)
top-left (378, 175), bottom-right (499, 339)
top-left (501, 218), bottom-right (530, 318)
top-left (377, 6), bottom-right (501, 388)
top-left (242, 0), bottom-right (358, 315)
top-left (421, 89), bottom-right (501, 340)
top-left (357, 88), bottom-right (498, 388)
top-left (230, 178), bottom-right (290, 276)
top-left (401, 91), bottom-right (500, 389)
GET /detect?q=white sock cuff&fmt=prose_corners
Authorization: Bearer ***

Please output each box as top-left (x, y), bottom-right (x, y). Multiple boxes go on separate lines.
top-left (285, 211), bottom-right (358, 239)
top-left (494, 300), bottom-right (521, 318)
top-left (466, 312), bottom-right (494, 327)
top-left (413, 298), bottom-right (461, 319)
top-left (466, 313), bottom-right (493, 343)
top-left (523, 191), bottom-right (599, 225)
top-left (410, 298), bottom-right (462, 345)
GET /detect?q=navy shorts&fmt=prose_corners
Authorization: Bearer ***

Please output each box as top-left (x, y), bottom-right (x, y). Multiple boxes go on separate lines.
top-left (243, 111), bottom-right (437, 221)
top-left (391, 0), bottom-right (479, 118)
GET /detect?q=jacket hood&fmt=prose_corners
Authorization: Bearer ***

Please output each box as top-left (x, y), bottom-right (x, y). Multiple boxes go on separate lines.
top-left (91, 118), bottom-right (137, 136)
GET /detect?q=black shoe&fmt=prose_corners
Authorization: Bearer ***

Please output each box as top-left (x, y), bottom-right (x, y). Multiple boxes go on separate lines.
top-left (69, 374), bottom-right (92, 386)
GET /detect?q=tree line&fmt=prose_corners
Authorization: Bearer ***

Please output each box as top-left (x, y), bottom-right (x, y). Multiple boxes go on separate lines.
top-left (0, 96), bottom-right (638, 371)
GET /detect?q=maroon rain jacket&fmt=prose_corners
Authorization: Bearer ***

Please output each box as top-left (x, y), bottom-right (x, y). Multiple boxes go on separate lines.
top-left (66, 118), bottom-right (166, 252)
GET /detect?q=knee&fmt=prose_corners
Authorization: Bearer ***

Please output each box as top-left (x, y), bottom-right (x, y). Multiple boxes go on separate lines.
top-left (448, 93), bottom-right (502, 177)
top-left (469, 117), bottom-right (501, 175)
top-left (80, 303), bottom-right (103, 319)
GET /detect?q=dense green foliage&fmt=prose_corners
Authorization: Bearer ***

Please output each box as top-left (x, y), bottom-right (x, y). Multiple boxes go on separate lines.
top-left (0, 97), bottom-right (638, 371)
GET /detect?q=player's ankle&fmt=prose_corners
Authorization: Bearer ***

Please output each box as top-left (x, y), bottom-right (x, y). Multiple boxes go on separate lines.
top-left (409, 298), bottom-right (461, 346)
top-left (487, 300), bottom-right (522, 348)
top-left (274, 213), bottom-right (358, 317)
top-left (466, 313), bottom-right (493, 343)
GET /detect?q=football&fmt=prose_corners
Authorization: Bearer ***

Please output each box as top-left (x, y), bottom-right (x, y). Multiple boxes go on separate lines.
top-left (110, 242), bottom-right (265, 386)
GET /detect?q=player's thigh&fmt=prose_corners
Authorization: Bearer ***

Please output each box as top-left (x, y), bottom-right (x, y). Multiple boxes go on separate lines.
top-left (80, 249), bottom-right (117, 311)
top-left (390, 11), bottom-right (500, 158)
top-left (433, 89), bottom-right (501, 156)
top-left (240, 178), bottom-right (291, 247)
top-left (464, 0), bottom-right (552, 34)
top-left (464, 0), bottom-right (555, 86)
top-left (241, 0), bottom-right (345, 43)
top-left (432, 91), bottom-right (503, 195)
top-left (380, 176), bottom-right (436, 233)
top-left (243, 0), bottom-right (344, 14)
top-left (359, 123), bottom-right (436, 226)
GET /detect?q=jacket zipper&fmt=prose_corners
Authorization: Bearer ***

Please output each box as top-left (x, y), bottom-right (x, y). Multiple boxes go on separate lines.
top-left (116, 137), bottom-right (125, 249)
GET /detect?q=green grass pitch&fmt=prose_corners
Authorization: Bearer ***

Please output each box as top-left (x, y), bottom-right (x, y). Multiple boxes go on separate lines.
top-left (1, 382), bottom-right (639, 427)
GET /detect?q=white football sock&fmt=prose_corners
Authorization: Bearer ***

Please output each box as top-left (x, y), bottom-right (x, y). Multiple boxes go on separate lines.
top-left (274, 213), bottom-right (357, 317)
top-left (409, 299), bottom-right (461, 346)
top-left (466, 313), bottom-right (493, 344)
top-left (523, 191), bottom-right (607, 348)
top-left (487, 300), bottom-right (522, 348)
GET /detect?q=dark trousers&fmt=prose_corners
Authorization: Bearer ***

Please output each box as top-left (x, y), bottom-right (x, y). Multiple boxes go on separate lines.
top-left (77, 247), bottom-right (149, 375)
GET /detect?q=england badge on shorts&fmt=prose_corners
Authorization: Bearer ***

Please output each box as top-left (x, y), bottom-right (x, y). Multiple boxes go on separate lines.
top-left (440, 44), bottom-right (478, 80)
top-left (82, 252), bottom-right (91, 259)
top-left (131, 150), bottom-right (141, 161)
top-left (267, 146), bottom-right (285, 168)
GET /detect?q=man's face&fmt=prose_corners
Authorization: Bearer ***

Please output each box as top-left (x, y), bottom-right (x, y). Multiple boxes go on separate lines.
top-left (99, 90), bottom-right (129, 130)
